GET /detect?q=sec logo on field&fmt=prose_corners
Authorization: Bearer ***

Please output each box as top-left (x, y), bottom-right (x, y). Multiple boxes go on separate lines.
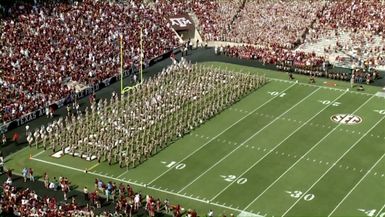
top-left (330, 114), bottom-right (362, 125)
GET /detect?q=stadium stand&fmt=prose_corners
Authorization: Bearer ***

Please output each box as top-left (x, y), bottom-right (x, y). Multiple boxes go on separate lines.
top-left (0, 0), bottom-right (179, 123)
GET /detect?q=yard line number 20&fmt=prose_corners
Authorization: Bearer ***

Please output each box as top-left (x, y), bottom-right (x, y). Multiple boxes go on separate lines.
top-left (221, 175), bottom-right (248, 184)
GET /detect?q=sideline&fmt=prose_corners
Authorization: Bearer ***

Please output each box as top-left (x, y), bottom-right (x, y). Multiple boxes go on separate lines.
top-left (30, 156), bottom-right (264, 215)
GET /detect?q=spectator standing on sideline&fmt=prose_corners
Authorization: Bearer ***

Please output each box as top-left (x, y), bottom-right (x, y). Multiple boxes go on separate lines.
top-left (84, 186), bottom-right (89, 201)
top-left (0, 153), bottom-right (4, 173)
top-left (208, 209), bottom-right (214, 217)
top-left (43, 172), bottom-right (49, 188)
top-left (1, 133), bottom-right (6, 145)
top-left (28, 167), bottom-right (34, 182)
top-left (22, 167), bottom-right (28, 182)
top-left (350, 74), bottom-right (355, 88)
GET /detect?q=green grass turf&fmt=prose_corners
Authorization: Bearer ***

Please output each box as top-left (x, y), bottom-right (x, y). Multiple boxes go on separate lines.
top-left (5, 63), bottom-right (385, 216)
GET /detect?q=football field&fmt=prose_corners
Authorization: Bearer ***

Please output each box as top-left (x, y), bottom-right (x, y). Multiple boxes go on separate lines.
top-left (6, 63), bottom-right (385, 216)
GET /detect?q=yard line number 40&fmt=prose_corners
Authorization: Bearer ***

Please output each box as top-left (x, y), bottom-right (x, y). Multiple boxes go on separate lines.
top-left (318, 100), bottom-right (341, 106)
top-left (358, 209), bottom-right (385, 217)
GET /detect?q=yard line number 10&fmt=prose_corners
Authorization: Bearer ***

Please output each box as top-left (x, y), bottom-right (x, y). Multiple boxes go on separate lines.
top-left (268, 91), bottom-right (286, 98)
top-left (162, 161), bottom-right (186, 170)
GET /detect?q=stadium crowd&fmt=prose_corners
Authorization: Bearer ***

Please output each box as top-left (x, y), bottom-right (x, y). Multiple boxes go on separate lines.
top-left (301, 0), bottom-right (385, 68)
top-left (1, 168), bottom-right (197, 216)
top-left (226, 0), bottom-right (325, 49)
top-left (2, 0), bottom-right (385, 124)
top-left (0, 0), bottom-right (179, 123)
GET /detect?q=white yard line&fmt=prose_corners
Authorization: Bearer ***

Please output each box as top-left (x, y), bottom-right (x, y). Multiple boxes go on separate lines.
top-left (375, 204), bottom-right (385, 217)
top-left (88, 163), bottom-right (100, 171)
top-left (282, 114), bottom-right (385, 216)
top-left (177, 87), bottom-right (321, 193)
top-left (147, 82), bottom-right (297, 185)
top-left (116, 168), bottom-right (129, 179)
top-left (30, 156), bottom-right (257, 215)
top-left (32, 150), bottom-right (45, 158)
top-left (328, 154), bottom-right (385, 217)
top-left (240, 93), bottom-right (374, 209)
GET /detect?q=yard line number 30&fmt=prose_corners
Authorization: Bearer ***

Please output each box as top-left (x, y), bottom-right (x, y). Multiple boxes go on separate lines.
top-left (286, 190), bottom-right (315, 201)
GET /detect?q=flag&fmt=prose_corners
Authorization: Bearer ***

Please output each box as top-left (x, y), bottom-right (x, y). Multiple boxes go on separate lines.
top-left (12, 132), bottom-right (19, 142)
